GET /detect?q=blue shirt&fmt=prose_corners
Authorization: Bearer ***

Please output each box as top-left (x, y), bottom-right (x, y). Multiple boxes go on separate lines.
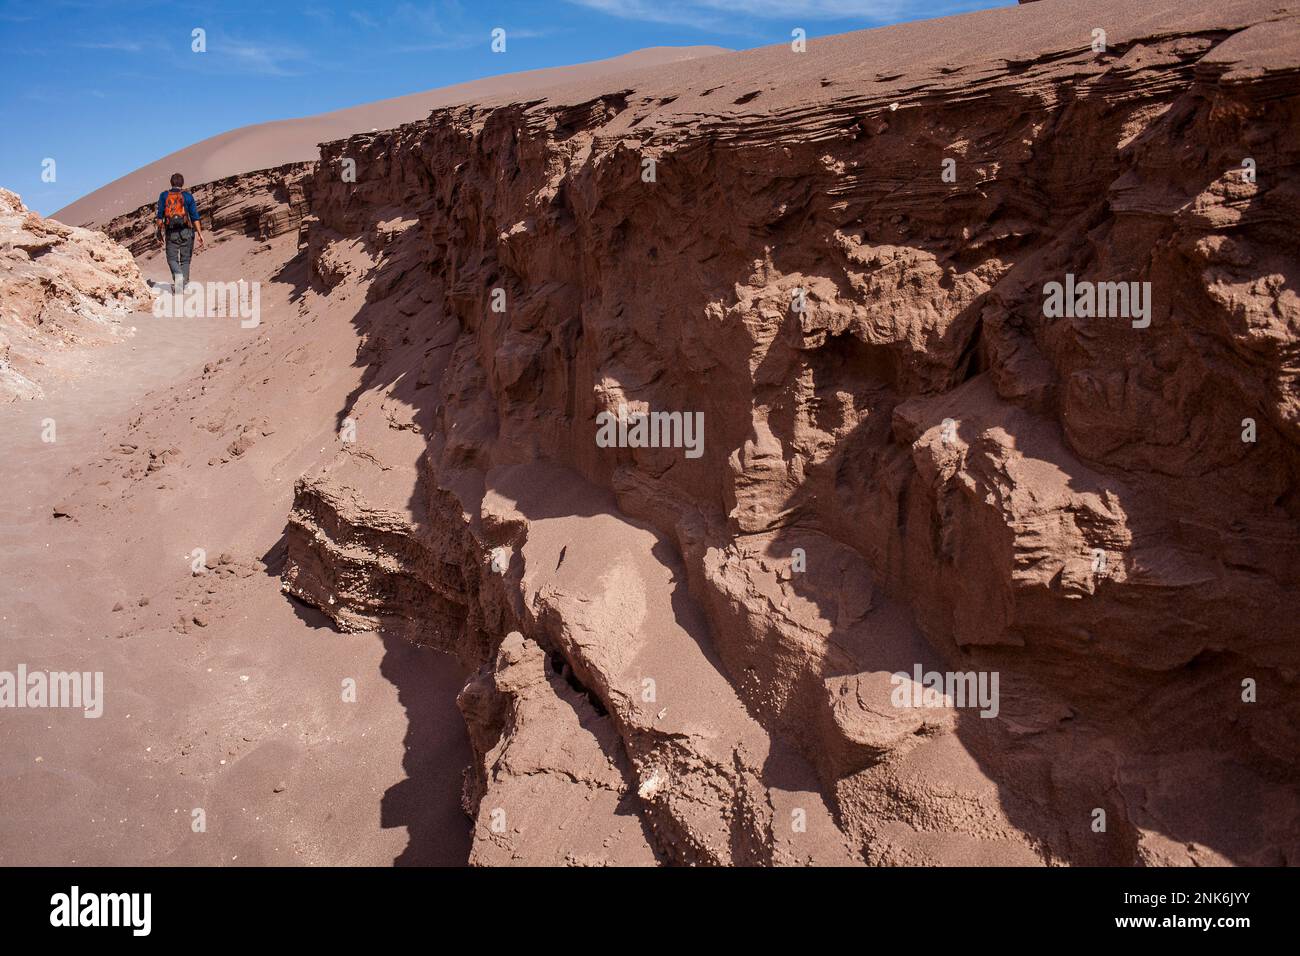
top-left (156, 189), bottom-right (201, 225)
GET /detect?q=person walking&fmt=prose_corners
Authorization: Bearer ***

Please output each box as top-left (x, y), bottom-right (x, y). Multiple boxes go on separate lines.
top-left (155, 173), bottom-right (205, 293)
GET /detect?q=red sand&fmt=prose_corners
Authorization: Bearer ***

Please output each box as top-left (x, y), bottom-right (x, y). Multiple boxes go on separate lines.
top-left (4, 0), bottom-right (1298, 866)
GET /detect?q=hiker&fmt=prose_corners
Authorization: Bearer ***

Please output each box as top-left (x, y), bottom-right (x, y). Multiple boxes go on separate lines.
top-left (155, 173), bottom-right (205, 293)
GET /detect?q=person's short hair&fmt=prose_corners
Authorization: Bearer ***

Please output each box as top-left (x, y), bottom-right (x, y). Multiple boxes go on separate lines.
top-left (170, 173), bottom-right (184, 188)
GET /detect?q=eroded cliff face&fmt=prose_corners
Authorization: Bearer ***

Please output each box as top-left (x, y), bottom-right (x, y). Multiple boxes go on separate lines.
top-left (103, 163), bottom-right (314, 258)
top-left (276, 0), bottom-right (1300, 865)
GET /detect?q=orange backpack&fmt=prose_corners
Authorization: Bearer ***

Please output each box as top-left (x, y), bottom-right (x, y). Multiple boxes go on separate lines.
top-left (163, 190), bottom-right (190, 229)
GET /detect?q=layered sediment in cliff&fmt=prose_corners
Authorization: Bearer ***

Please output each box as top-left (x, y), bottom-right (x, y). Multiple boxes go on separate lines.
top-left (0, 188), bottom-right (147, 401)
top-left (277, 0), bottom-right (1300, 865)
top-left (103, 163), bottom-right (314, 257)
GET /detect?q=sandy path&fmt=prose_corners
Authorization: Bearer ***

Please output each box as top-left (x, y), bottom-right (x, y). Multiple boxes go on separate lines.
top-left (0, 237), bottom-right (472, 865)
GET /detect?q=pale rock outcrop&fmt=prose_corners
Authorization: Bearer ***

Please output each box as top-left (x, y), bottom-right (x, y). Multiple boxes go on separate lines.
top-left (0, 188), bottom-right (147, 401)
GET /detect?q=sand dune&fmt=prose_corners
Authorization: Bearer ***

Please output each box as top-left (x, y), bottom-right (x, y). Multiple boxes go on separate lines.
top-left (53, 46), bottom-right (728, 229)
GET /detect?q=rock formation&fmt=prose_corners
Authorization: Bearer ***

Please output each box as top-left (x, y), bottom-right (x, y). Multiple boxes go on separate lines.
top-left (264, 0), bottom-right (1300, 866)
top-left (267, 0), bottom-right (1300, 865)
top-left (28, 0), bottom-right (1297, 866)
top-left (0, 188), bottom-right (147, 401)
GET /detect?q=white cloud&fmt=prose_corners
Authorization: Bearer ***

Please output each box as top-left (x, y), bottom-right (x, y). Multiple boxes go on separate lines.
top-left (224, 41), bottom-right (306, 76)
top-left (75, 39), bottom-right (148, 53)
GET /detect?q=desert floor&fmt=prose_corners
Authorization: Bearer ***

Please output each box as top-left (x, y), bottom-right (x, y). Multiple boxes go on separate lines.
top-left (0, 235), bottom-right (472, 865)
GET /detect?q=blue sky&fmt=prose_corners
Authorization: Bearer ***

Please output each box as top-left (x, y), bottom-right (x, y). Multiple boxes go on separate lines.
top-left (0, 0), bottom-right (1010, 215)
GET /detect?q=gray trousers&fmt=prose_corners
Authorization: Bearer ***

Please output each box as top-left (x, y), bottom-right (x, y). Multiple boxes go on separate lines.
top-left (165, 227), bottom-right (195, 291)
